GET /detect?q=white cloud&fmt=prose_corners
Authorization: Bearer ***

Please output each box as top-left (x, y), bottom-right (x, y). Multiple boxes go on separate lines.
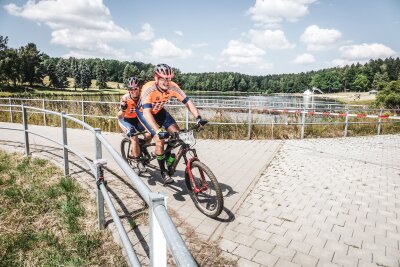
top-left (248, 0), bottom-right (318, 26)
top-left (137, 23), bottom-right (154, 41)
top-left (300, 25), bottom-right (342, 51)
top-left (332, 43), bottom-right (397, 67)
top-left (222, 40), bottom-right (271, 68)
top-left (149, 38), bottom-right (192, 59)
top-left (291, 53), bottom-right (315, 64)
top-left (339, 43), bottom-right (396, 60)
top-left (4, 0), bottom-right (132, 59)
top-left (203, 54), bottom-right (215, 61)
top-left (248, 29), bottom-right (295, 49)
top-left (174, 30), bottom-right (183, 37)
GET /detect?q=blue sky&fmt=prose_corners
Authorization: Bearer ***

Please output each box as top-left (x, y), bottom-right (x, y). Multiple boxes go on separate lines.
top-left (1, 0), bottom-right (399, 75)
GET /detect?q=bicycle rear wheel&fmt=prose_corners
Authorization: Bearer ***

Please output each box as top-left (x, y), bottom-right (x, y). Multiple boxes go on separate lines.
top-left (120, 137), bottom-right (131, 162)
top-left (186, 161), bottom-right (223, 218)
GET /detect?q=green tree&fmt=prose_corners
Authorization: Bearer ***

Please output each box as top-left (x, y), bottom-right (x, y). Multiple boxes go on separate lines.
top-left (47, 61), bottom-right (57, 88)
top-left (96, 61), bottom-right (107, 89)
top-left (70, 58), bottom-right (80, 90)
top-left (19, 43), bottom-right (43, 86)
top-left (123, 63), bottom-right (139, 82)
top-left (55, 58), bottom-right (69, 88)
top-left (352, 74), bottom-right (370, 91)
top-left (2, 48), bottom-right (20, 86)
top-left (0, 36), bottom-right (10, 84)
top-left (238, 78), bottom-right (247, 92)
top-left (79, 61), bottom-right (91, 90)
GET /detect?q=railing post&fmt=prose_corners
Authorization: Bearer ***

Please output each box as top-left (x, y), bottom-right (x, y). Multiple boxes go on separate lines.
top-left (94, 128), bottom-right (105, 230)
top-left (247, 106), bottom-right (252, 140)
top-left (377, 108), bottom-right (383, 135)
top-left (185, 108), bottom-right (189, 130)
top-left (9, 97), bottom-right (13, 123)
top-left (42, 99), bottom-right (47, 126)
top-left (300, 107), bottom-right (306, 139)
top-left (21, 104), bottom-right (29, 156)
top-left (81, 100), bottom-right (85, 129)
top-left (344, 109), bottom-right (349, 137)
top-left (150, 192), bottom-right (167, 267)
top-left (61, 112), bottom-right (69, 176)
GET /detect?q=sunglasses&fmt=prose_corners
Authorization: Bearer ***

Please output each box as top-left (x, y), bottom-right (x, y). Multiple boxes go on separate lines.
top-left (128, 87), bottom-right (139, 91)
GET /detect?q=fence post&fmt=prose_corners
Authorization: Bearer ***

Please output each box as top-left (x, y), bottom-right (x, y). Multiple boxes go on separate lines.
top-left (61, 112), bottom-right (69, 176)
top-left (94, 128), bottom-right (105, 230)
top-left (9, 97), bottom-right (13, 123)
top-left (81, 100), bottom-right (85, 129)
top-left (377, 108), bottom-right (383, 135)
top-left (185, 108), bottom-right (189, 130)
top-left (247, 107), bottom-right (252, 140)
top-left (300, 107), bottom-right (306, 139)
top-left (344, 109), bottom-right (349, 137)
top-left (149, 192), bottom-right (167, 267)
top-left (22, 104), bottom-right (29, 156)
top-left (42, 99), bottom-right (47, 126)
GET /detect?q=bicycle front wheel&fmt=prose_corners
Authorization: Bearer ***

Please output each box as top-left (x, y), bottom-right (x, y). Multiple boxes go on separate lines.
top-left (186, 161), bottom-right (224, 218)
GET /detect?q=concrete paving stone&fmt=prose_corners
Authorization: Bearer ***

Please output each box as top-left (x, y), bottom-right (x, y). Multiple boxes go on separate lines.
top-left (234, 223), bottom-right (255, 235)
top-left (270, 245), bottom-right (296, 261)
top-left (309, 246), bottom-right (334, 262)
top-left (339, 235), bottom-right (362, 249)
top-left (284, 229), bottom-right (306, 242)
top-left (375, 235), bottom-right (399, 250)
top-left (288, 240), bottom-right (312, 255)
top-left (316, 260), bottom-right (342, 267)
top-left (274, 258), bottom-right (301, 267)
top-left (347, 246), bottom-right (373, 263)
top-left (233, 232), bottom-right (257, 247)
top-left (237, 258), bottom-right (260, 267)
top-left (252, 251), bottom-right (279, 267)
top-left (324, 240), bottom-right (349, 254)
top-left (292, 251), bottom-right (319, 267)
top-left (318, 230), bottom-right (341, 242)
top-left (267, 233), bottom-right (293, 249)
top-left (266, 224), bottom-right (288, 236)
top-left (250, 219), bottom-right (269, 231)
top-left (219, 238), bottom-right (238, 253)
top-left (250, 238), bottom-right (276, 253)
top-left (332, 251), bottom-right (359, 267)
top-left (357, 259), bottom-right (378, 267)
top-left (301, 225), bottom-right (321, 236)
top-left (372, 251), bottom-right (400, 267)
top-left (332, 225), bottom-right (354, 238)
top-left (232, 244), bottom-right (258, 261)
top-left (252, 229), bottom-right (273, 241)
top-left (352, 229), bottom-right (374, 242)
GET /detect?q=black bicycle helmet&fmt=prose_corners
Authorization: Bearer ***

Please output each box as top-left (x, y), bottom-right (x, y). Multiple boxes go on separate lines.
top-left (154, 63), bottom-right (174, 79)
top-left (126, 76), bottom-right (139, 89)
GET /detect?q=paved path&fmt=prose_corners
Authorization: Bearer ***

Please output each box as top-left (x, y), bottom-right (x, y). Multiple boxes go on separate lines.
top-left (1, 122), bottom-right (399, 267)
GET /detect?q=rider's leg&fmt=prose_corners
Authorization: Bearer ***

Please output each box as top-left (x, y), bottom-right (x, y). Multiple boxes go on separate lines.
top-left (129, 135), bottom-right (140, 158)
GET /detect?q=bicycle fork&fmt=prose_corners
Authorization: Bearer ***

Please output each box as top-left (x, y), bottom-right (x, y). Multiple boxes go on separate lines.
top-left (186, 157), bottom-right (208, 194)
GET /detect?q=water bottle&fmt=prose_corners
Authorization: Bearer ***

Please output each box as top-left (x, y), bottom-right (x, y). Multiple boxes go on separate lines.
top-left (166, 153), bottom-right (176, 167)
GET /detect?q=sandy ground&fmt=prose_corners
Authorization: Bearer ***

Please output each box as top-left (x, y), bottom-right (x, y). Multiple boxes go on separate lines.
top-left (314, 92), bottom-right (376, 103)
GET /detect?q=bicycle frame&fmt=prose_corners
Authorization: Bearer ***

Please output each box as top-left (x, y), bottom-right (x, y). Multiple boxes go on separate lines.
top-left (137, 133), bottom-right (209, 193)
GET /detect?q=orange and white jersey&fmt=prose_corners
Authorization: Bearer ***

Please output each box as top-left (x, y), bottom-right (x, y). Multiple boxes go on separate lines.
top-left (120, 93), bottom-right (139, 118)
top-left (137, 81), bottom-right (189, 114)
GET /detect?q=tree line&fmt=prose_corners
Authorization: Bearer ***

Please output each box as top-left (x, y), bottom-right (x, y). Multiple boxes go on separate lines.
top-left (0, 35), bottom-right (399, 108)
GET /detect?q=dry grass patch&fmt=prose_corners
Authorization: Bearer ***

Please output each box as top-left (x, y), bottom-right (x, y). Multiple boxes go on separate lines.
top-left (0, 150), bottom-right (128, 267)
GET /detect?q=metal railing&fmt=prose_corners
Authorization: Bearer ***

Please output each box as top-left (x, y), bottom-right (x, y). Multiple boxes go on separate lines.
top-left (0, 103), bottom-right (197, 267)
top-left (1, 97), bottom-right (400, 140)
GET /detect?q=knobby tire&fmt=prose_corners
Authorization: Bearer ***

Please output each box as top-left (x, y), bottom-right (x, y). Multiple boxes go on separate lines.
top-left (186, 161), bottom-right (223, 218)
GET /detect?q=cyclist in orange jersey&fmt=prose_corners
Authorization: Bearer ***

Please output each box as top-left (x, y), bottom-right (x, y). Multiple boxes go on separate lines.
top-left (118, 77), bottom-right (148, 172)
top-left (136, 64), bottom-right (207, 184)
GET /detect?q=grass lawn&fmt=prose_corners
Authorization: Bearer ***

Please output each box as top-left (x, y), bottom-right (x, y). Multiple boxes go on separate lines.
top-left (0, 150), bottom-right (128, 267)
